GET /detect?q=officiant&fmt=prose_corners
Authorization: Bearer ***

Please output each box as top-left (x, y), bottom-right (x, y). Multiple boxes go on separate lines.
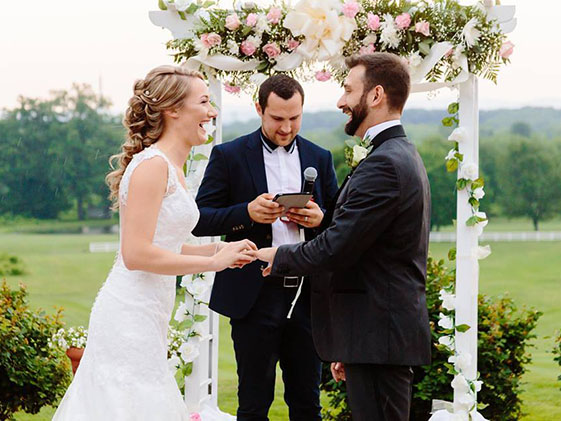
top-left (192, 74), bottom-right (339, 421)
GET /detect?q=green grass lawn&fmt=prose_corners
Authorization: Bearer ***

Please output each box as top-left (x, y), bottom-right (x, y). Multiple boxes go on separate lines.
top-left (2, 232), bottom-right (560, 420)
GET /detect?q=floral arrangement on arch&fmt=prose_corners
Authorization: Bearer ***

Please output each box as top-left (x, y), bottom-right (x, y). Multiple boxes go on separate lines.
top-left (160, 0), bottom-right (513, 93)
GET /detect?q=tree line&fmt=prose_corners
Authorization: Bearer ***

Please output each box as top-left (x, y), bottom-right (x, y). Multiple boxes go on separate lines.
top-left (1, 84), bottom-right (560, 230)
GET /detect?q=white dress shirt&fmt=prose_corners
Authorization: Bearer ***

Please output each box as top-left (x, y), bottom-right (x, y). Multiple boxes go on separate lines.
top-left (363, 119), bottom-right (401, 141)
top-left (261, 134), bottom-right (302, 247)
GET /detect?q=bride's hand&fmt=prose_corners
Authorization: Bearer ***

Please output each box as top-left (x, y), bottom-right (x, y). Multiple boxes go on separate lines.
top-left (213, 240), bottom-right (257, 272)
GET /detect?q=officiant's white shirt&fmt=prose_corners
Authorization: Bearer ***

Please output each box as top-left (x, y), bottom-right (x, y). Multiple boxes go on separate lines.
top-left (262, 135), bottom-right (302, 247)
top-left (364, 119), bottom-right (401, 141)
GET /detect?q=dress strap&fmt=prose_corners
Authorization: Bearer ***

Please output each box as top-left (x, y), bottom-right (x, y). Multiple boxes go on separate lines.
top-left (118, 146), bottom-right (178, 207)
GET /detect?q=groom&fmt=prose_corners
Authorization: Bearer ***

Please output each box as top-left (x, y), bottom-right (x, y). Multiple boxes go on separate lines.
top-left (253, 52), bottom-right (432, 421)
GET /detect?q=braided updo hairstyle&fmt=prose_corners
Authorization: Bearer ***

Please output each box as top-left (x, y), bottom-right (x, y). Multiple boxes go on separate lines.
top-left (106, 65), bottom-right (204, 210)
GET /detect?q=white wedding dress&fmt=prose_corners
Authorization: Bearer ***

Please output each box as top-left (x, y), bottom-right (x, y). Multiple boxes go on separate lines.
top-left (53, 146), bottom-right (199, 420)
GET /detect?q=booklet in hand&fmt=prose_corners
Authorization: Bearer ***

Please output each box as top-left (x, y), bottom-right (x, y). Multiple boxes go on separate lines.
top-left (273, 193), bottom-right (312, 216)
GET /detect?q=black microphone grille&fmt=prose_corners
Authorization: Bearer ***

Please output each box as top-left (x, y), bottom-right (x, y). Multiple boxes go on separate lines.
top-left (304, 167), bottom-right (318, 182)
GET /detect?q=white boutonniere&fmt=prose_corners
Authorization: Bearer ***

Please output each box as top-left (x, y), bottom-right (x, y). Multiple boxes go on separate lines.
top-left (344, 136), bottom-right (373, 169)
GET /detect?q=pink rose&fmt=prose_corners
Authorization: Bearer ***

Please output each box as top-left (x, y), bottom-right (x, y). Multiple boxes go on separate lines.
top-left (200, 33), bottom-right (221, 48)
top-left (263, 43), bottom-right (281, 59)
top-left (395, 13), bottom-right (411, 30)
top-left (225, 14), bottom-right (241, 31)
top-left (367, 13), bottom-right (380, 31)
top-left (415, 20), bottom-right (430, 36)
top-left (246, 13), bottom-right (258, 27)
top-left (224, 82), bottom-right (241, 94)
top-left (189, 414), bottom-right (201, 421)
top-left (341, 1), bottom-right (360, 19)
top-left (315, 70), bottom-right (331, 82)
top-left (267, 7), bottom-right (282, 24)
top-left (499, 40), bottom-right (514, 59)
top-left (240, 40), bottom-right (257, 56)
top-left (287, 39), bottom-right (300, 51)
top-left (359, 43), bottom-right (376, 55)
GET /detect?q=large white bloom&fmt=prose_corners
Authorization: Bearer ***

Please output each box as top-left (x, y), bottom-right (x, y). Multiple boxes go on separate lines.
top-left (438, 335), bottom-right (454, 349)
top-left (173, 0), bottom-right (194, 12)
top-left (186, 278), bottom-right (210, 300)
top-left (407, 50), bottom-right (423, 70)
top-left (179, 338), bottom-right (200, 363)
top-left (460, 162), bottom-right (478, 180)
top-left (438, 313), bottom-right (454, 330)
top-left (380, 14), bottom-right (401, 48)
top-left (451, 374), bottom-right (471, 394)
top-left (283, 0), bottom-right (356, 61)
top-left (448, 126), bottom-right (467, 143)
top-left (474, 211), bottom-right (488, 236)
top-left (439, 289), bottom-right (456, 311)
top-left (352, 145), bottom-right (368, 167)
top-left (475, 244), bottom-right (492, 260)
top-left (255, 14), bottom-right (270, 34)
top-left (454, 351), bottom-right (473, 372)
top-left (174, 301), bottom-right (189, 323)
top-left (462, 17), bottom-right (481, 47)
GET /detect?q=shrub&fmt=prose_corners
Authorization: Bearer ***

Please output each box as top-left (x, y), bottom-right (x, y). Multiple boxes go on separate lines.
top-left (554, 331), bottom-right (561, 390)
top-left (320, 256), bottom-right (542, 421)
top-left (0, 254), bottom-right (25, 276)
top-left (0, 280), bottom-right (71, 421)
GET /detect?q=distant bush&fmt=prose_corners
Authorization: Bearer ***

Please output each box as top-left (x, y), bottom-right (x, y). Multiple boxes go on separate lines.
top-left (0, 254), bottom-right (25, 276)
top-left (0, 280), bottom-right (71, 421)
top-left (320, 256), bottom-right (542, 421)
top-left (554, 331), bottom-right (561, 390)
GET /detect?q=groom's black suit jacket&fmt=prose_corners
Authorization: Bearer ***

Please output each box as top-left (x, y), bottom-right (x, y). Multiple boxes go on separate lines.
top-left (192, 128), bottom-right (339, 319)
top-left (272, 125), bottom-right (432, 366)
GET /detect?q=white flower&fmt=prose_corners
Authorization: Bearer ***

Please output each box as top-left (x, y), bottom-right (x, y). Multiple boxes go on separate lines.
top-left (407, 50), bottom-right (423, 70)
top-left (451, 374), bottom-right (471, 394)
top-left (460, 162), bottom-right (478, 180)
top-left (362, 34), bottom-right (377, 46)
top-left (180, 274), bottom-right (193, 288)
top-left (186, 278), bottom-right (210, 300)
top-left (168, 355), bottom-right (181, 371)
top-left (380, 14), bottom-right (400, 48)
top-left (475, 245), bottom-right (491, 260)
top-left (179, 338), bottom-right (200, 363)
top-left (473, 380), bottom-right (483, 392)
top-left (438, 335), bottom-right (454, 349)
top-left (439, 289), bottom-right (456, 311)
top-left (473, 187), bottom-right (485, 200)
top-left (283, 0), bottom-right (356, 61)
top-left (455, 352), bottom-right (472, 372)
top-left (451, 45), bottom-right (466, 70)
top-left (241, 1), bottom-right (256, 9)
top-left (174, 301), bottom-right (189, 322)
top-left (255, 14), bottom-right (270, 34)
top-left (194, 8), bottom-right (210, 24)
top-left (226, 39), bottom-right (239, 55)
top-left (450, 411), bottom-right (469, 421)
top-left (462, 17), bottom-right (481, 48)
top-left (457, 392), bottom-right (476, 409)
top-left (438, 313), bottom-right (453, 330)
top-left (445, 148), bottom-right (457, 161)
top-left (474, 211), bottom-right (488, 236)
top-left (173, 0), bottom-right (194, 12)
top-left (352, 145), bottom-right (368, 166)
top-left (448, 127), bottom-right (467, 143)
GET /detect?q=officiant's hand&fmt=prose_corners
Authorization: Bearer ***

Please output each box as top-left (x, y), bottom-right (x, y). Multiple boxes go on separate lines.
top-left (248, 193), bottom-right (285, 224)
top-left (248, 247), bottom-right (278, 277)
top-left (286, 200), bottom-right (323, 228)
top-left (330, 362), bottom-right (346, 382)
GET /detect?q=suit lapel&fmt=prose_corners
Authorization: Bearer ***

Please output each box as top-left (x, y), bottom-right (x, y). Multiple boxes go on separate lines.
top-left (296, 136), bottom-right (314, 190)
top-left (245, 129), bottom-right (269, 195)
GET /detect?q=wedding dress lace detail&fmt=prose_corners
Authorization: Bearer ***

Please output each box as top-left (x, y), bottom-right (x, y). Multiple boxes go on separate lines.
top-left (52, 146), bottom-right (199, 421)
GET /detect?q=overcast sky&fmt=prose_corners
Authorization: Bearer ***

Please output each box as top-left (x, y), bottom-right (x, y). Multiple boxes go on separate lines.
top-left (1, 0), bottom-right (559, 123)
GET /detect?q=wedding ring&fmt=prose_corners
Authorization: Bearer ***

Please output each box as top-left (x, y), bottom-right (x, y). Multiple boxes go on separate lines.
top-left (305, 216), bottom-right (309, 222)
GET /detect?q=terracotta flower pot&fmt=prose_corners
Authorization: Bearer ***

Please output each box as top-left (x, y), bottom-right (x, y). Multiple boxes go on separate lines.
top-left (66, 347), bottom-right (84, 375)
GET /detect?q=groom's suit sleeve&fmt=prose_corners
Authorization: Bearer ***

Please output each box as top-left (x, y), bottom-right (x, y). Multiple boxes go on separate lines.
top-left (271, 154), bottom-right (400, 276)
top-left (192, 145), bottom-right (253, 237)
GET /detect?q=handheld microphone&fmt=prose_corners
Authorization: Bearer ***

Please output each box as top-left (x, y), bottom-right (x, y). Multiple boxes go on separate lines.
top-left (302, 167), bottom-right (318, 195)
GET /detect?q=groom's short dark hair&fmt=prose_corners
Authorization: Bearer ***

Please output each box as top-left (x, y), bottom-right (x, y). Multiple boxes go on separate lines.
top-left (345, 52), bottom-right (410, 113)
top-left (258, 74), bottom-right (305, 110)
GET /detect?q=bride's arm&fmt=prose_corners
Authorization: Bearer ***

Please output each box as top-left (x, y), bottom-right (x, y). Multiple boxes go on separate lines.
top-left (180, 242), bottom-right (224, 257)
top-left (121, 158), bottom-right (251, 275)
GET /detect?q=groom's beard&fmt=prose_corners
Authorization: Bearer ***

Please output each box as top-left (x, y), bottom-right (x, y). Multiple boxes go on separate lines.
top-left (343, 94), bottom-right (369, 136)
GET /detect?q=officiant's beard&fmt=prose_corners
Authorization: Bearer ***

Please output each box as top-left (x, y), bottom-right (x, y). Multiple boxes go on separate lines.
top-left (344, 94), bottom-right (369, 136)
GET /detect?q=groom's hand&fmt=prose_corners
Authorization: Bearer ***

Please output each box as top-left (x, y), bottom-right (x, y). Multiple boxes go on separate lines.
top-left (330, 362), bottom-right (346, 382)
top-left (286, 200), bottom-right (323, 228)
top-left (247, 247), bottom-right (278, 277)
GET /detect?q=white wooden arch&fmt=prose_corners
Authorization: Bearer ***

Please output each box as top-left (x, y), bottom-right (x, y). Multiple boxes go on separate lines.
top-left (150, 5), bottom-right (516, 420)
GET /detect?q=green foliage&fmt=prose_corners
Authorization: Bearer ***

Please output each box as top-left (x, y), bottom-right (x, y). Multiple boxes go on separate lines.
top-left (319, 257), bottom-right (542, 421)
top-left (0, 254), bottom-right (25, 276)
top-left (0, 84), bottom-right (123, 220)
top-left (0, 281), bottom-right (71, 421)
top-left (553, 331), bottom-right (561, 390)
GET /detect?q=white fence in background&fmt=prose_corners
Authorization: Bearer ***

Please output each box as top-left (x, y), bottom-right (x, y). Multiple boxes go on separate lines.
top-left (430, 231), bottom-right (561, 242)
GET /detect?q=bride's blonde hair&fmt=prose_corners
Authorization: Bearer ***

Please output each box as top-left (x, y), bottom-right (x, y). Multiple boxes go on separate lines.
top-left (106, 65), bottom-right (204, 210)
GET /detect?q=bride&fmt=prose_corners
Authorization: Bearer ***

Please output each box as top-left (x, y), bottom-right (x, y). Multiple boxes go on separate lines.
top-left (52, 65), bottom-right (256, 420)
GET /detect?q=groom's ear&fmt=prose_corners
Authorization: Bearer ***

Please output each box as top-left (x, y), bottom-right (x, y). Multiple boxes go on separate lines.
top-left (368, 85), bottom-right (385, 109)
top-left (255, 102), bottom-right (264, 117)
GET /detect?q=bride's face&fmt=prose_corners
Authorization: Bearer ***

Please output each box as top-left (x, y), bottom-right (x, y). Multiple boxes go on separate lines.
top-left (176, 78), bottom-right (217, 146)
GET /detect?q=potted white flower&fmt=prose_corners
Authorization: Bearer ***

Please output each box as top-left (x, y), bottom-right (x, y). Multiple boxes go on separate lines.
top-left (50, 326), bottom-right (88, 375)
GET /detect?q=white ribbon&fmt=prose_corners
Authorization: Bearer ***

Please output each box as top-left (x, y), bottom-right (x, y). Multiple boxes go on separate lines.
top-left (184, 54), bottom-right (261, 72)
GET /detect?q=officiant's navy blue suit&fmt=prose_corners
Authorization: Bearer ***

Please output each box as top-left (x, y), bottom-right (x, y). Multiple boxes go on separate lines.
top-left (193, 128), bottom-right (338, 421)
